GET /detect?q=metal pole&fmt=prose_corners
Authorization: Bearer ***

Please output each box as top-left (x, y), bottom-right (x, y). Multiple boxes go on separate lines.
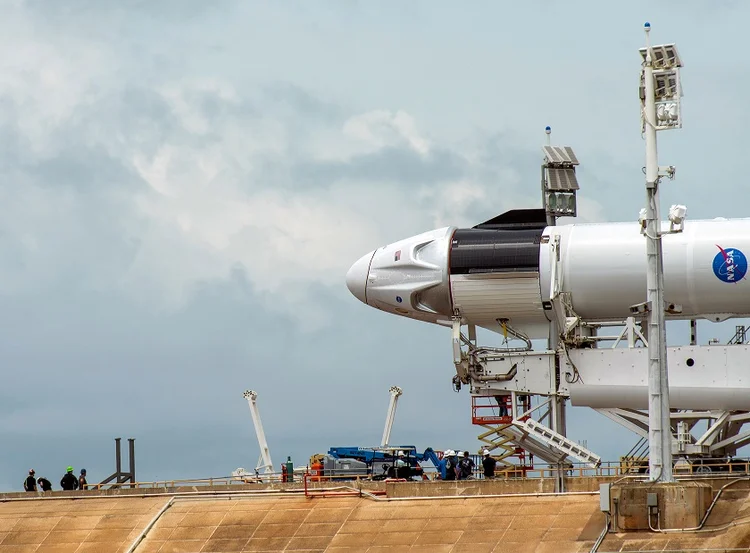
top-left (643, 23), bottom-right (673, 483)
top-left (128, 438), bottom-right (136, 487)
top-left (115, 438), bottom-right (122, 482)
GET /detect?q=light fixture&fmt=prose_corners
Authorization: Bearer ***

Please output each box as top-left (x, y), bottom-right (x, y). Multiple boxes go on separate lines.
top-left (541, 135), bottom-right (580, 220)
top-left (546, 191), bottom-right (577, 216)
top-left (641, 41), bottom-right (684, 131)
top-left (668, 204), bottom-right (687, 232)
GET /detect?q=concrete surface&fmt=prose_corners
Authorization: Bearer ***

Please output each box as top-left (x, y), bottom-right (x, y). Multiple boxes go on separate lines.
top-left (128, 494), bottom-right (605, 552)
top-left (0, 496), bottom-right (166, 552)
top-left (1, 480), bottom-right (749, 552)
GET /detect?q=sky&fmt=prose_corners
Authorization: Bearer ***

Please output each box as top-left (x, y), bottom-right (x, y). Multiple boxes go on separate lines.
top-left (1, 0), bottom-right (749, 491)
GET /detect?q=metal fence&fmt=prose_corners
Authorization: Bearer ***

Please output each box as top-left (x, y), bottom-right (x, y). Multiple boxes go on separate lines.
top-left (75, 457), bottom-right (750, 491)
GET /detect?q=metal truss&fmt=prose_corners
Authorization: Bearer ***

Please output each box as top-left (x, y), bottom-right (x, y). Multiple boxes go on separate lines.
top-left (452, 313), bottom-right (750, 473)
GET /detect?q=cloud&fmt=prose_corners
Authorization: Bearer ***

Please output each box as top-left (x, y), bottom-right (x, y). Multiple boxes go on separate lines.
top-left (2, 25), bottom-right (570, 317)
top-left (343, 109), bottom-right (431, 155)
top-left (5, 0), bottom-right (750, 493)
top-left (1, 0), bottom-right (587, 489)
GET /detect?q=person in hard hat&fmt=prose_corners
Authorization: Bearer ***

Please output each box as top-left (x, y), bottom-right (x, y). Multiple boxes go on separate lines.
top-left (79, 469), bottom-right (88, 490)
top-left (37, 476), bottom-right (52, 492)
top-left (395, 451), bottom-right (407, 468)
top-left (482, 449), bottom-right (497, 479)
top-left (60, 467), bottom-right (79, 491)
top-left (394, 451), bottom-right (409, 478)
top-left (23, 469), bottom-right (37, 492)
top-left (436, 452), bottom-right (447, 480)
top-left (458, 451), bottom-right (475, 480)
top-left (443, 450), bottom-right (457, 481)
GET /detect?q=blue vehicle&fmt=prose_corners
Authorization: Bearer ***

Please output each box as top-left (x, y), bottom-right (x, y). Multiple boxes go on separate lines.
top-left (325, 446), bottom-right (441, 480)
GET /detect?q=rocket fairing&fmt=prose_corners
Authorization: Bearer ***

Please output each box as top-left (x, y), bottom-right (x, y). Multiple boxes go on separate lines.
top-left (345, 209), bottom-right (750, 338)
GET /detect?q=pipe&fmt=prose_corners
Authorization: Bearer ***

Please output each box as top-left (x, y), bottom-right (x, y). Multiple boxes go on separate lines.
top-left (599, 549), bottom-right (750, 552)
top-left (125, 497), bottom-right (174, 553)
top-left (471, 365), bottom-right (518, 382)
top-left (0, 485), bottom-right (363, 503)
top-left (494, 319), bottom-right (533, 350)
top-left (589, 513), bottom-right (610, 553)
top-left (357, 489), bottom-right (599, 502)
top-left (652, 476), bottom-right (750, 533)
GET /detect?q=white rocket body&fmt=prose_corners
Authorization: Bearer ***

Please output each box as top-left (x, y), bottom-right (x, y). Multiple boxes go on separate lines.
top-left (346, 210), bottom-right (750, 338)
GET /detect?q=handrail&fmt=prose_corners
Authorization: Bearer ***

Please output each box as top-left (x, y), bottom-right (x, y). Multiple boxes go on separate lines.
top-left (8, 457), bottom-right (750, 495)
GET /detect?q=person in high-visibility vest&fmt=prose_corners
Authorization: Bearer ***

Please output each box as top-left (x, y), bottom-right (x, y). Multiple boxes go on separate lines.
top-left (311, 459), bottom-right (324, 482)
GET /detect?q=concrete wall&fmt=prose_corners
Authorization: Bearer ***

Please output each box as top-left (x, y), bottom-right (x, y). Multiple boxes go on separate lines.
top-left (1, 480), bottom-right (749, 552)
top-left (385, 476), bottom-right (619, 498)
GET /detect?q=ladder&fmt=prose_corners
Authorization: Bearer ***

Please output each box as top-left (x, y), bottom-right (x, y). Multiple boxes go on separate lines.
top-left (728, 325), bottom-right (748, 345)
top-left (515, 418), bottom-right (602, 468)
top-left (472, 395), bottom-right (530, 476)
top-left (476, 424), bottom-right (518, 469)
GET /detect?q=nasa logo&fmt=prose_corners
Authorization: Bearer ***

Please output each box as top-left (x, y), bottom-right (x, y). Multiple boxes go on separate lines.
top-left (395, 296), bottom-right (403, 303)
top-left (713, 246), bottom-right (748, 283)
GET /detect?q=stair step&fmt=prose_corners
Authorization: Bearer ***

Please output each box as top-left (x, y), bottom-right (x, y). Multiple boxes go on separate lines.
top-left (517, 419), bottom-right (602, 468)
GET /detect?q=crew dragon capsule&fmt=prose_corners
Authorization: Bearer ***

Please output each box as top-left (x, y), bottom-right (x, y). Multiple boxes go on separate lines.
top-left (346, 208), bottom-right (750, 339)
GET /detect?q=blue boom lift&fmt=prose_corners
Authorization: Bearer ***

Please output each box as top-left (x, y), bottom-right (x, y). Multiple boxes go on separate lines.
top-left (325, 446), bottom-right (441, 479)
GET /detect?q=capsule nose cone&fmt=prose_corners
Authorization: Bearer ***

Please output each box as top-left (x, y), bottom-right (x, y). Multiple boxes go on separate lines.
top-left (346, 250), bottom-right (374, 305)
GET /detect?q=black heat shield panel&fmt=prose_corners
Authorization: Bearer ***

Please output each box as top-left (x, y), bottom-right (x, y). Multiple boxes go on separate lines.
top-left (473, 208), bottom-right (548, 230)
top-left (450, 228), bottom-right (543, 275)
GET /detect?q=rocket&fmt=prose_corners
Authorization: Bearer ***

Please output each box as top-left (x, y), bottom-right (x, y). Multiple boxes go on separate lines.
top-left (345, 208), bottom-right (750, 339)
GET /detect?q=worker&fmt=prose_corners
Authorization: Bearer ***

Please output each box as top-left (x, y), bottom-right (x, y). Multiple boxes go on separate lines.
top-left (37, 476), bottom-right (52, 492)
top-left (458, 451), bottom-right (475, 480)
top-left (395, 451), bottom-right (407, 467)
top-left (23, 469), bottom-right (37, 492)
top-left (79, 469), bottom-right (88, 490)
top-left (60, 467), bottom-right (79, 491)
top-left (311, 458), bottom-right (324, 482)
top-left (435, 451), bottom-right (448, 480)
top-left (395, 451), bottom-right (408, 478)
top-left (482, 450), bottom-right (497, 479)
top-left (496, 395), bottom-right (509, 417)
top-left (444, 450), bottom-right (457, 481)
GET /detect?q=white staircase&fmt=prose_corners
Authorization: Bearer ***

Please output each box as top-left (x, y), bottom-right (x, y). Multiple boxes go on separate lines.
top-left (515, 418), bottom-right (602, 468)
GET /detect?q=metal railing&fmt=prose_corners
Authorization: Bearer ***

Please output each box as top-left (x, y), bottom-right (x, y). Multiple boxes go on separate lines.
top-left (34, 457), bottom-right (750, 494)
top-left (80, 470), bottom-right (385, 491)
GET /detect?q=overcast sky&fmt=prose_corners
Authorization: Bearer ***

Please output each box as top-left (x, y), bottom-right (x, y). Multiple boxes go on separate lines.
top-left (1, 0), bottom-right (749, 491)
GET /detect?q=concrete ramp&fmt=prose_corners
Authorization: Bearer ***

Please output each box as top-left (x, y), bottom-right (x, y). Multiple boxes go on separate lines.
top-left (0, 496), bottom-right (166, 552)
top-left (1, 482), bottom-right (750, 552)
top-left (136, 494), bottom-right (605, 552)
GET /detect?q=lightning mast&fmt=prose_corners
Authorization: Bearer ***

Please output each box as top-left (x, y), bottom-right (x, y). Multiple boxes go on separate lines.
top-left (638, 22), bottom-right (685, 483)
top-left (243, 390), bottom-right (274, 475)
top-left (541, 126), bottom-right (581, 492)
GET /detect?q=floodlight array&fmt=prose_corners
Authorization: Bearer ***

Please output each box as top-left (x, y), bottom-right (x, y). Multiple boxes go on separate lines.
top-left (640, 42), bottom-right (683, 131)
top-left (542, 145), bottom-right (580, 166)
top-left (545, 167), bottom-right (579, 191)
top-left (546, 191), bottom-right (577, 217)
top-left (542, 141), bottom-right (580, 218)
top-left (638, 43), bottom-right (682, 68)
